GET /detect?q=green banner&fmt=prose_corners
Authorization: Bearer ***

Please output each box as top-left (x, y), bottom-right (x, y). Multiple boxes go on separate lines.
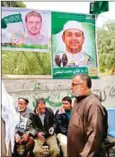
top-left (53, 67), bottom-right (88, 79)
top-left (52, 12), bottom-right (98, 79)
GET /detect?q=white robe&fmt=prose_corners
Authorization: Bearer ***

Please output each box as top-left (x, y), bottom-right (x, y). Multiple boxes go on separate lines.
top-left (2, 82), bottom-right (19, 156)
top-left (65, 50), bottom-right (86, 67)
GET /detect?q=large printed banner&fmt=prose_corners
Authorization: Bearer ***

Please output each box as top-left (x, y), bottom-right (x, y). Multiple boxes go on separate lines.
top-left (52, 12), bottom-right (98, 79)
top-left (1, 7), bottom-right (51, 52)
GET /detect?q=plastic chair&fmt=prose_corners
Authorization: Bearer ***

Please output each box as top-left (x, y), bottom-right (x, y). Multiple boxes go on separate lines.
top-left (107, 108), bottom-right (115, 138)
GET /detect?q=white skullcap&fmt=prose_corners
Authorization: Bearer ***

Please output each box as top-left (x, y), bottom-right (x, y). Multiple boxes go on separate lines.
top-left (63, 20), bottom-right (84, 32)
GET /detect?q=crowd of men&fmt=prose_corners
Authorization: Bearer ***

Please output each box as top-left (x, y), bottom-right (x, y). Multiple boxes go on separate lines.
top-left (12, 96), bottom-right (72, 157)
top-left (12, 74), bottom-right (108, 157)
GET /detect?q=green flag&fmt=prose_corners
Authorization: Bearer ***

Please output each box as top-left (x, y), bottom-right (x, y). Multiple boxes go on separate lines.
top-left (1, 18), bottom-right (7, 28)
top-left (90, 1), bottom-right (109, 14)
top-left (1, 13), bottom-right (23, 29)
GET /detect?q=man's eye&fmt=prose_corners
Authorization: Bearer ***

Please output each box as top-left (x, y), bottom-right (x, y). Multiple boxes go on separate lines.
top-left (29, 21), bottom-right (33, 24)
top-left (67, 33), bottom-right (72, 37)
top-left (36, 21), bottom-right (40, 25)
top-left (75, 33), bottom-right (82, 37)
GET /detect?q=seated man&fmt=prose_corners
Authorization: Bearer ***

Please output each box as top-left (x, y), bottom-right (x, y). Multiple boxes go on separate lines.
top-left (12, 97), bottom-right (35, 157)
top-left (26, 98), bottom-right (60, 157)
top-left (55, 96), bottom-right (72, 157)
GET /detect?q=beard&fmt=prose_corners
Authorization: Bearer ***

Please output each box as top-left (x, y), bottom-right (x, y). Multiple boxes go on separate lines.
top-left (69, 46), bottom-right (82, 54)
top-left (28, 29), bottom-right (40, 36)
top-left (73, 88), bottom-right (82, 97)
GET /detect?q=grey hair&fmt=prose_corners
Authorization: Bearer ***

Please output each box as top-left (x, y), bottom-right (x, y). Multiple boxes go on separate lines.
top-left (73, 73), bottom-right (92, 89)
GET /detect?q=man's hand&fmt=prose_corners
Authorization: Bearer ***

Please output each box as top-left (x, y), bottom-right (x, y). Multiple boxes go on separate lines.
top-left (21, 133), bottom-right (29, 142)
top-left (49, 127), bottom-right (54, 135)
top-left (15, 134), bottom-right (21, 144)
top-left (38, 132), bottom-right (45, 142)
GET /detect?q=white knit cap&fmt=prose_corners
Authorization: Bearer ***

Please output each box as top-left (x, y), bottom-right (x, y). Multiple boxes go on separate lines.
top-left (63, 20), bottom-right (84, 32)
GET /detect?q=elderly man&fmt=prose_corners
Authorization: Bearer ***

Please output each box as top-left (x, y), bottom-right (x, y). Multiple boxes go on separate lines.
top-left (67, 73), bottom-right (107, 157)
top-left (62, 21), bottom-right (92, 67)
top-left (25, 11), bottom-right (48, 45)
top-left (13, 97), bottom-right (34, 157)
top-left (26, 98), bottom-right (59, 157)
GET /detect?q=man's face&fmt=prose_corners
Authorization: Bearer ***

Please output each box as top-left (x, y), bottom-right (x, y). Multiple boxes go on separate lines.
top-left (62, 100), bottom-right (71, 111)
top-left (37, 102), bottom-right (46, 114)
top-left (26, 16), bottom-right (42, 36)
top-left (71, 76), bottom-right (85, 97)
top-left (18, 99), bottom-right (27, 112)
top-left (62, 29), bottom-right (85, 54)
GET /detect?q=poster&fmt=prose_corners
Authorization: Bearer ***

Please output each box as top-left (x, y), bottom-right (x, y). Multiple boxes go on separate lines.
top-left (52, 12), bottom-right (98, 79)
top-left (1, 7), bottom-right (51, 52)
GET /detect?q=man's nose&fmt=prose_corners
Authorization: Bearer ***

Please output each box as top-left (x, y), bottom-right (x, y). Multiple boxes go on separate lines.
top-left (71, 37), bottom-right (78, 42)
top-left (32, 23), bottom-right (36, 27)
top-left (70, 84), bottom-right (73, 90)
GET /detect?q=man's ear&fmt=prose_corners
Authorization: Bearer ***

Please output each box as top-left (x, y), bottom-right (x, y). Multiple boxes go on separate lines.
top-left (62, 33), bottom-right (65, 42)
top-left (81, 83), bottom-right (85, 91)
top-left (82, 34), bottom-right (85, 44)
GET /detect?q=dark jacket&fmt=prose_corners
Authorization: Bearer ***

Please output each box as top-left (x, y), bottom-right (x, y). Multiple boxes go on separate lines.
top-left (67, 94), bottom-right (106, 157)
top-left (55, 107), bottom-right (72, 136)
top-left (26, 107), bottom-right (57, 138)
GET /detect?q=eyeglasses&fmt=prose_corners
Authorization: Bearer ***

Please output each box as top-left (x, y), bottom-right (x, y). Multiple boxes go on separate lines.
top-left (71, 83), bottom-right (83, 86)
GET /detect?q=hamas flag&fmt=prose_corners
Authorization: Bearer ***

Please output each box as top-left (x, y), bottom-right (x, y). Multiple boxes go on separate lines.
top-left (1, 13), bottom-right (25, 31)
